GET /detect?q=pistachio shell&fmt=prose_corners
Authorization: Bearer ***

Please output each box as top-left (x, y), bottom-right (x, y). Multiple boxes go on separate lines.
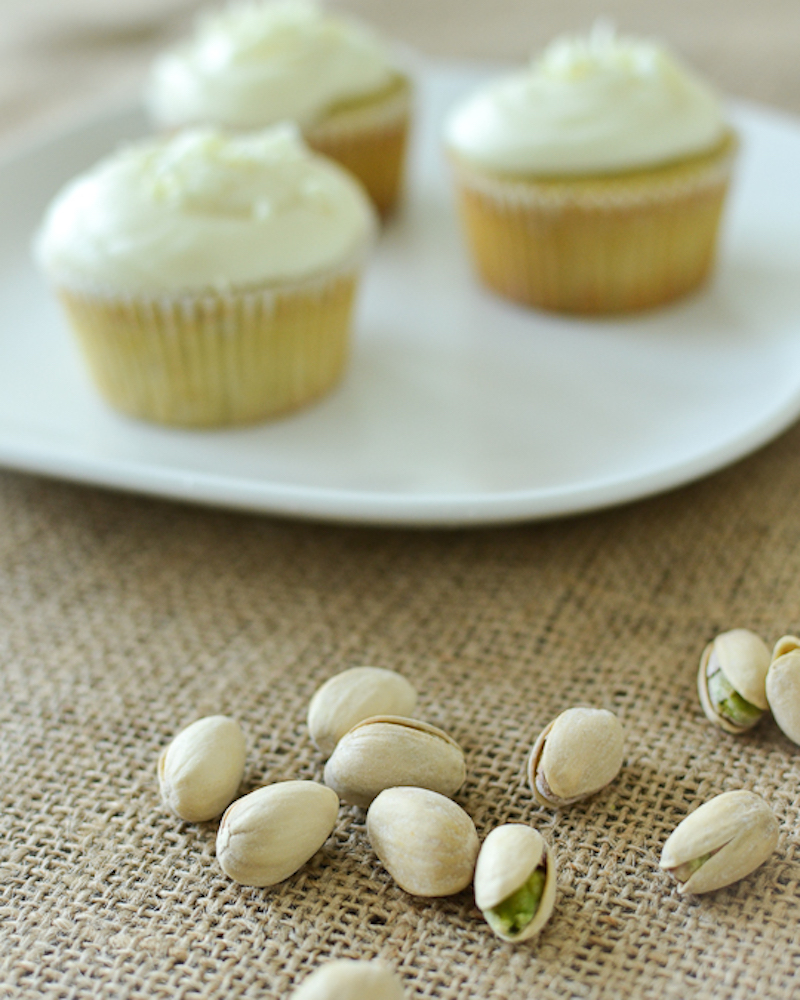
top-left (712, 629), bottom-right (771, 708)
top-left (772, 635), bottom-right (800, 661)
top-left (660, 789), bottom-right (778, 894)
top-left (307, 667), bottom-right (417, 758)
top-left (474, 824), bottom-right (557, 942)
top-left (766, 641), bottom-right (800, 744)
top-left (697, 629), bottom-right (770, 734)
top-left (324, 716), bottom-right (466, 808)
top-left (527, 707), bottom-right (624, 807)
top-left (158, 715), bottom-right (246, 822)
top-left (216, 780), bottom-right (339, 887)
top-left (366, 786), bottom-right (479, 897)
top-left (291, 960), bottom-right (406, 1000)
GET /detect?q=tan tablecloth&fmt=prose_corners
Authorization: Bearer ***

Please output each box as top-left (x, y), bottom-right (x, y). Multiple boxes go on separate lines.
top-left (3, 3), bottom-right (800, 998)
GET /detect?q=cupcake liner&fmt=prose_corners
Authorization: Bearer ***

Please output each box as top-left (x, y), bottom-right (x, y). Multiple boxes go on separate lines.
top-left (310, 80), bottom-right (411, 137)
top-left (56, 270), bottom-right (359, 428)
top-left (450, 135), bottom-right (737, 314)
top-left (306, 78), bottom-right (412, 217)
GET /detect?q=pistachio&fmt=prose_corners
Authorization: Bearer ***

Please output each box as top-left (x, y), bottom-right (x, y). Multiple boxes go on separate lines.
top-left (324, 716), bottom-right (466, 808)
top-left (527, 707), bottom-right (624, 808)
top-left (366, 786), bottom-right (479, 897)
top-left (291, 960), bottom-right (406, 1000)
top-left (766, 635), bottom-right (800, 744)
top-left (308, 667), bottom-right (417, 758)
top-left (660, 789), bottom-right (778, 894)
top-left (158, 715), bottom-right (246, 822)
top-left (474, 824), bottom-right (557, 942)
top-left (697, 629), bottom-right (770, 734)
top-left (216, 780), bottom-right (339, 887)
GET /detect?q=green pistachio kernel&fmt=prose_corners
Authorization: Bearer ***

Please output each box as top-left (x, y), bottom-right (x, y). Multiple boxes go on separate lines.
top-left (669, 852), bottom-right (711, 884)
top-left (485, 866), bottom-right (546, 938)
top-left (707, 670), bottom-right (763, 728)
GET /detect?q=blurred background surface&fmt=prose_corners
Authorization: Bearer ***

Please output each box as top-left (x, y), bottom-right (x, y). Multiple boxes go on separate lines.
top-left (2, 0), bottom-right (799, 147)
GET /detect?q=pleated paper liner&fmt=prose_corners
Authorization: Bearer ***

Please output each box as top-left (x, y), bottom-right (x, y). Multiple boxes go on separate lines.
top-left (306, 76), bottom-right (412, 218)
top-left (450, 132), bottom-right (738, 314)
top-left (56, 270), bottom-right (358, 428)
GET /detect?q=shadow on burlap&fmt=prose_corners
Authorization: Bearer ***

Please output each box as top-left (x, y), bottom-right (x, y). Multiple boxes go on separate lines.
top-left (2, 415), bottom-right (800, 999)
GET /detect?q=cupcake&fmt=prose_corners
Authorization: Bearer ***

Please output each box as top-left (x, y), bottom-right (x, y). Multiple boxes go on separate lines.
top-left (444, 25), bottom-right (736, 314)
top-left (146, 0), bottom-right (411, 217)
top-left (34, 125), bottom-right (376, 427)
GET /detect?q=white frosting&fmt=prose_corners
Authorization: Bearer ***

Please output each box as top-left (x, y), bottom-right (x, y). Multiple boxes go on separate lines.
top-left (35, 125), bottom-right (377, 295)
top-left (146, 0), bottom-right (399, 130)
top-left (445, 25), bottom-right (727, 175)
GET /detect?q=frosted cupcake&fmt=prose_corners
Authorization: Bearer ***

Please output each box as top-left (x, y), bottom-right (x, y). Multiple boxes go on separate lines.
top-left (444, 26), bottom-right (736, 314)
top-left (146, 0), bottom-right (411, 216)
top-left (35, 125), bottom-right (376, 427)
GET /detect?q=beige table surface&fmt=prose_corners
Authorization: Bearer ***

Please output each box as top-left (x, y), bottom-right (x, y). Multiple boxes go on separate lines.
top-left (2, 2), bottom-right (800, 998)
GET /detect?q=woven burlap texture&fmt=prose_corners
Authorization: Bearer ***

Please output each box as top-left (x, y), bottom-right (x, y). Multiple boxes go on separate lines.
top-left (2, 415), bottom-right (800, 999)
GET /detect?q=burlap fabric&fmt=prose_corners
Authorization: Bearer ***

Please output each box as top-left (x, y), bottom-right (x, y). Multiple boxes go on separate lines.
top-left (2, 3), bottom-right (800, 998)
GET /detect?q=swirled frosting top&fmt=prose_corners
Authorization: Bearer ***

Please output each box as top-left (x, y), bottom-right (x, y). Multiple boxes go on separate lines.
top-left (445, 26), bottom-right (727, 175)
top-left (35, 125), bottom-right (376, 294)
top-left (146, 0), bottom-right (399, 130)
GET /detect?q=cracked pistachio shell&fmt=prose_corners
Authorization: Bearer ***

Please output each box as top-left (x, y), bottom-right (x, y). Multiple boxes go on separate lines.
top-left (474, 824), bottom-right (557, 942)
top-left (324, 716), bottom-right (466, 808)
top-left (216, 780), bottom-right (339, 887)
top-left (766, 636), bottom-right (800, 744)
top-left (291, 960), bottom-right (407, 1000)
top-left (697, 629), bottom-right (770, 734)
top-left (527, 707), bottom-right (624, 808)
top-left (307, 667), bottom-right (417, 759)
top-left (660, 790), bottom-right (778, 894)
top-left (367, 787), bottom-right (479, 897)
top-left (158, 715), bottom-right (246, 822)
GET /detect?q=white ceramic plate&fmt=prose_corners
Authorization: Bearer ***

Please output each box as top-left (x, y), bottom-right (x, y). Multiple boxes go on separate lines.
top-left (2, 66), bottom-right (800, 527)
